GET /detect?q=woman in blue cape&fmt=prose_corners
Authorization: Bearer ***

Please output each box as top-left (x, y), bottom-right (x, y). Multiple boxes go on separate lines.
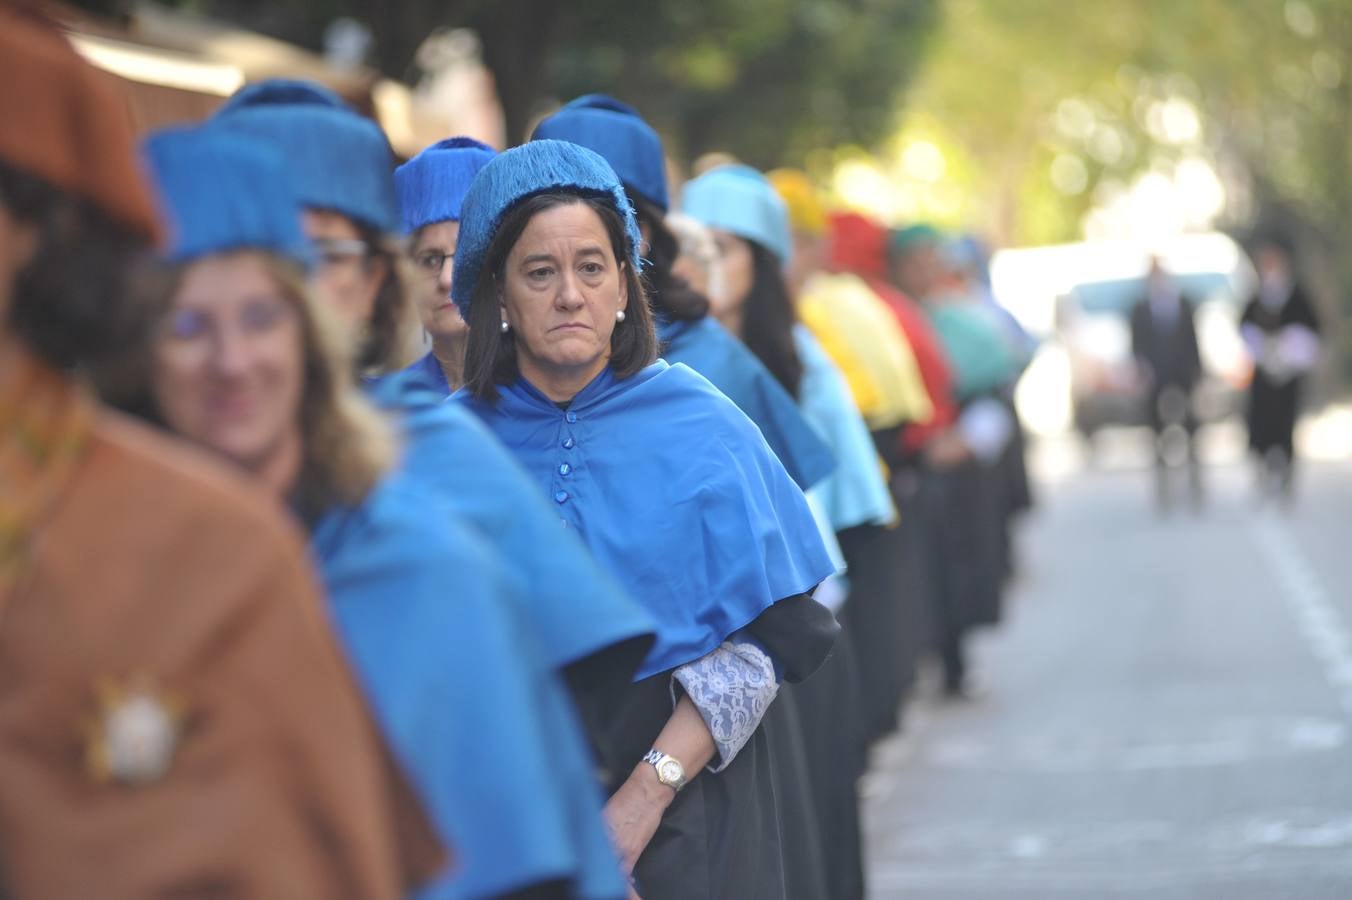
top-left (535, 98), bottom-right (848, 900)
top-left (394, 137), bottom-right (497, 396)
top-left (208, 80), bottom-right (656, 685)
top-left (532, 95), bottom-right (834, 493)
top-left (132, 125), bottom-right (629, 900)
top-left (683, 163), bottom-right (900, 900)
top-left (449, 139), bottom-right (839, 900)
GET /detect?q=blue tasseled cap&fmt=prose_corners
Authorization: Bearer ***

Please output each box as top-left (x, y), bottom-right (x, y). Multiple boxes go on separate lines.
top-left (142, 125), bottom-right (310, 268)
top-left (394, 136), bottom-right (497, 234)
top-left (531, 94), bottom-right (669, 212)
top-left (210, 78), bottom-right (399, 234)
top-left (450, 139), bottom-right (642, 317)
top-left (682, 164), bottom-right (793, 265)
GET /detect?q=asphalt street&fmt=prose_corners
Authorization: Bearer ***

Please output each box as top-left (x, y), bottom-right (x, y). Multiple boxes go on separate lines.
top-left (863, 426), bottom-right (1352, 899)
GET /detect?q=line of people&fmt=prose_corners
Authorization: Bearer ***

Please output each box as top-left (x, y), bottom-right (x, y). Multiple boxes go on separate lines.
top-left (0, 8), bottom-right (1034, 898)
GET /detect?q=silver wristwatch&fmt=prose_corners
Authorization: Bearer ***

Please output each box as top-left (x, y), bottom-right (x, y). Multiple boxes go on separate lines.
top-left (642, 748), bottom-right (687, 792)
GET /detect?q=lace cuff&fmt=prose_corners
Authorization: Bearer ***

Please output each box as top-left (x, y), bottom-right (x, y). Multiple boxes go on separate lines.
top-left (673, 641), bottom-right (780, 773)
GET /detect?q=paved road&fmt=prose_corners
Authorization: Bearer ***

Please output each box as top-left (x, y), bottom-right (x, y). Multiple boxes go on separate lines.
top-left (863, 429), bottom-right (1352, 899)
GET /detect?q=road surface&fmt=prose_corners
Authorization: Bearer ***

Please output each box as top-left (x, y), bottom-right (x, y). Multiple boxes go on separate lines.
top-left (863, 426), bottom-right (1352, 899)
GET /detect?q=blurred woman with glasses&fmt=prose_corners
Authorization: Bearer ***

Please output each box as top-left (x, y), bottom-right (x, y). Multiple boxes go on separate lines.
top-left (395, 137), bottom-right (498, 396)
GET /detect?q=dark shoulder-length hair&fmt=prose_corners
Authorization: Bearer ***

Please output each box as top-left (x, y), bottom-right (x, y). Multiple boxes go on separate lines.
top-left (740, 238), bottom-right (804, 400)
top-left (0, 159), bottom-right (154, 372)
top-left (351, 219), bottom-right (419, 373)
top-left (631, 195), bottom-right (709, 323)
top-left (463, 191), bottom-right (658, 402)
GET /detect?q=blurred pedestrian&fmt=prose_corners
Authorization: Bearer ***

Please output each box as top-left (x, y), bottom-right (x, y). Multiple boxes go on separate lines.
top-left (395, 137), bottom-right (497, 395)
top-left (1130, 257), bottom-right (1204, 511)
top-left (0, 11), bottom-right (442, 897)
top-left (1241, 237), bottom-right (1322, 504)
top-left (132, 124), bottom-right (629, 900)
top-left (452, 140), bottom-right (839, 899)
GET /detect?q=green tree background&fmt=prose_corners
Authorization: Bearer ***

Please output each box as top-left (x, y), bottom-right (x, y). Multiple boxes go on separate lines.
top-left (92, 0), bottom-right (1352, 331)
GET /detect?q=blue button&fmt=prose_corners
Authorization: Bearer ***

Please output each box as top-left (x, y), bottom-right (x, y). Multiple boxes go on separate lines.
top-left (554, 490), bottom-right (569, 504)
top-left (565, 411), bottom-right (578, 424)
top-left (562, 437), bottom-right (575, 449)
top-left (558, 463), bottom-right (572, 476)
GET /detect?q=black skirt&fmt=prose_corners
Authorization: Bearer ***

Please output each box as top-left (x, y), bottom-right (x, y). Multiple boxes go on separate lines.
top-left (566, 595), bottom-right (840, 899)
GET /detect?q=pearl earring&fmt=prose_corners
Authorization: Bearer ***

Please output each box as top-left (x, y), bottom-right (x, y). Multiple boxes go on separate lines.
top-left (616, 309), bottom-right (626, 322)
top-left (500, 320), bottom-right (510, 334)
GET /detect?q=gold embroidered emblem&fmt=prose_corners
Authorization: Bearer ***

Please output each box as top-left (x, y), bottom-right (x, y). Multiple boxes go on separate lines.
top-left (85, 679), bottom-right (185, 787)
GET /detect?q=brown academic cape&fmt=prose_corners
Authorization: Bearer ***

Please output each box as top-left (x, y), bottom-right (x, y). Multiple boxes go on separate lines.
top-left (0, 393), bottom-right (445, 899)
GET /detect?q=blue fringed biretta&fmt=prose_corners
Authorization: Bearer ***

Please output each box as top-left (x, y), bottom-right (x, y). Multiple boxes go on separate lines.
top-left (210, 78), bottom-right (400, 233)
top-left (394, 136), bottom-right (497, 235)
top-left (531, 94), bottom-right (670, 211)
top-left (455, 360), bottom-right (837, 680)
top-left (142, 126), bottom-right (311, 267)
top-left (450, 139), bottom-right (642, 318)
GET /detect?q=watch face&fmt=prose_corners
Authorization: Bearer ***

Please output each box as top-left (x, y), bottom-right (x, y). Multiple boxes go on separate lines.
top-left (658, 760), bottom-right (682, 784)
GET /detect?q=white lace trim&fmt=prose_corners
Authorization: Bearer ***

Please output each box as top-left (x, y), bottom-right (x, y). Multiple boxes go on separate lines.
top-left (673, 641), bottom-right (779, 773)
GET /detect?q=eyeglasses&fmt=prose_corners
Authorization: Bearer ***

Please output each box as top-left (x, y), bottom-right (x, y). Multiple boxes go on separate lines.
top-left (311, 238), bottom-right (372, 270)
top-left (162, 296), bottom-right (294, 346)
top-left (412, 249), bottom-right (454, 276)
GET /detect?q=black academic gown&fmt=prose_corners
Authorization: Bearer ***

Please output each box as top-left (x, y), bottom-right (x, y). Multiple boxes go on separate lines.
top-left (1241, 285), bottom-right (1321, 458)
top-left (784, 619), bottom-right (868, 899)
top-left (569, 596), bottom-right (838, 900)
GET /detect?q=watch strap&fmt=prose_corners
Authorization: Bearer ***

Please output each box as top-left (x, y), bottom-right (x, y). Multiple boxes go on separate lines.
top-left (642, 748), bottom-right (687, 792)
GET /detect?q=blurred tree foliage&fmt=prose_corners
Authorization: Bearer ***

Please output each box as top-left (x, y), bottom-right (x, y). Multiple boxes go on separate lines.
top-left (901, 0), bottom-right (1351, 342)
top-left (151, 0), bottom-right (939, 167)
top-left (906, 1), bottom-right (1352, 264)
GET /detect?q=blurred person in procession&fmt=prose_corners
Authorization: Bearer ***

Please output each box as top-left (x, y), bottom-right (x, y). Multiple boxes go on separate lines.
top-left (1240, 236), bottom-right (1323, 504)
top-left (684, 164), bottom-right (903, 900)
top-left (770, 170), bottom-right (934, 746)
top-left (533, 95), bottom-right (837, 494)
top-left (944, 234), bottom-right (1036, 579)
top-left (118, 124), bottom-right (630, 900)
top-left (1129, 256), bottom-right (1205, 511)
top-left (665, 211), bottom-right (724, 303)
top-left (394, 135), bottom-right (494, 391)
top-left (450, 139), bottom-right (839, 899)
top-left (890, 224), bottom-right (1020, 626)
top-left (876, 221), bottom-right (1009, 698)
top-left (208, 80), bottom-right (659, 729)
top-left (395, 137), bottom-right (497, 396)
top-left (828, 210), bottom-right (981, 700)
top-left (0, 9), bottom-right (444, 897)
top-left (534, 98), bottom-right (839, 898)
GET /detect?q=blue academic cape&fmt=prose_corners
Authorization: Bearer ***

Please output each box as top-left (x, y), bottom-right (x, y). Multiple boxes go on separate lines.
top-left (454, 360), bottom-right (837, 679)
top-left (793, 326), bottom-right (895, 532)
top-left (364, 371), bottom-right (655, 673)
top-left (311, 472), bottom-right (626, 900)
top-left (656, 314), bottom-right (836, 492)
top-left (402, 349), bottom-right (452, 397)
